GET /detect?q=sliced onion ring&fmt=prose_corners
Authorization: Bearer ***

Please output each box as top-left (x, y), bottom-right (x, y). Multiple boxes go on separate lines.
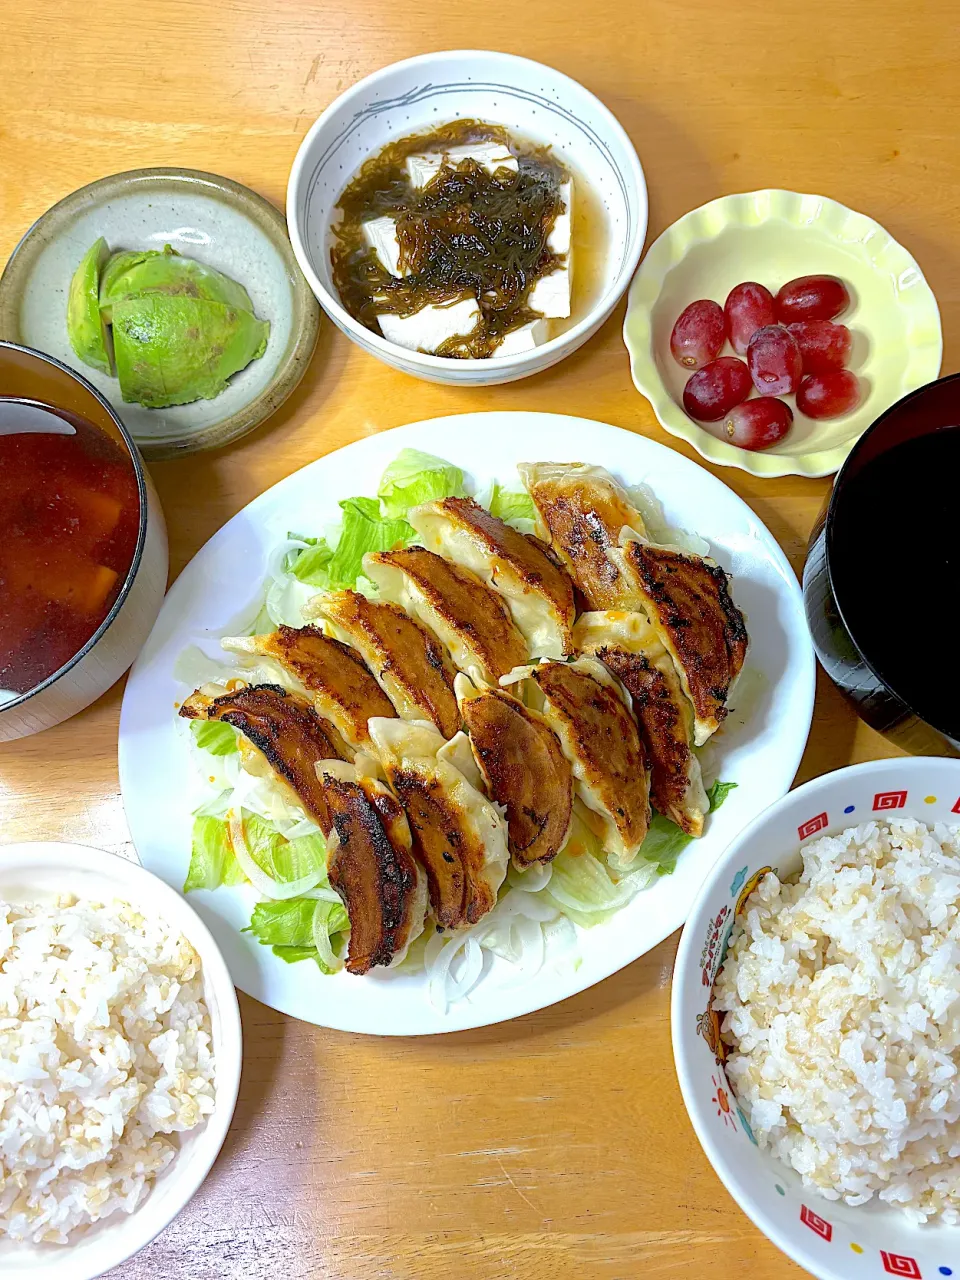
top-left (312, 900), bottom-right (344, 972)
top-left (228, 810), bottom-right (323, 900)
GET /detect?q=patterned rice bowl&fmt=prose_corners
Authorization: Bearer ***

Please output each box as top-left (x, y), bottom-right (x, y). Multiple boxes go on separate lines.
top-left (672, 756), bottom-right (960, 1280)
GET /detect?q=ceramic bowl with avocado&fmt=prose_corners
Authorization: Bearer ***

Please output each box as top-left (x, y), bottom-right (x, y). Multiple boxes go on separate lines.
top-left (0, 168), bottom-right (320, 458)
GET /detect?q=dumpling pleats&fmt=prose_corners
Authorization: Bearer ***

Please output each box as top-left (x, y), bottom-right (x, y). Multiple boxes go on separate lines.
top-left (368, 717), bottom-right (509, 930)
top-left (573, 611), bottom-right (707, 837)
top-left (316, 760), bottom-right (428, 974)
top-left (505, 657), bottom-right (651, 865)
top-left (364, 546), bottom-right (528, 684)
top-left (409, 495), bottom-right (576, 658)
top-left (455, 672), bottom-right (573, 868)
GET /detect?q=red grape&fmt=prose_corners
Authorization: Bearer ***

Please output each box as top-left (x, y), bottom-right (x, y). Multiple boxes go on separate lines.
top-left (747, 325), bottom-right (802, 396)
top-left (682, 357), bottom-right (752, 421)
top-left (720, 398), bottom-right (794, 451)
top-left (724, 282), bottom-right (776, 355)
top-left (775, 275), bottom-right (850, 323)
top-left (796, 370), bottom-right (861, 419)
top-left (670, 299), bottom-right (725, 370)
top-left (787, 320), bottom-right (853, 374)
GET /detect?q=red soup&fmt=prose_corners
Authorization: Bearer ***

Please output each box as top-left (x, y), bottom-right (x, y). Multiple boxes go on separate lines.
top-left (0, 400), bottom-right (140, 697)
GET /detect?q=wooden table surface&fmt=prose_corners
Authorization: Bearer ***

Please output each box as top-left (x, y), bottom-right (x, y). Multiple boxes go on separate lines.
top-left (1, 2), bottom-right (957, 1276)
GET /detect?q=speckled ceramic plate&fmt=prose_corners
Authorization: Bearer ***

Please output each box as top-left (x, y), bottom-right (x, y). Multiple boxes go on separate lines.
top-left (624, 190), bottom-right (942, 478)
top-left (0, 168), bottom-right (320, 459)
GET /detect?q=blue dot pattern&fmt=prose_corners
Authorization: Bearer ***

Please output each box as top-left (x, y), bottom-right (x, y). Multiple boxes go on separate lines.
top-left (844, 805), bottom-right (855, 814)
top-left (939, 1268), bottom-right (952, 1276)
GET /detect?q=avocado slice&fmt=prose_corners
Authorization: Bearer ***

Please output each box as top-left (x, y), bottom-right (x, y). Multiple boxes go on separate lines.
top-left (100, 244), bottom-right (255, 323)
top-left (99, 249), bottom-right (155, 321)
top-left (67, 237), bottom-right (113, 373)
top-left (111, 294), bottom-right (269, 408)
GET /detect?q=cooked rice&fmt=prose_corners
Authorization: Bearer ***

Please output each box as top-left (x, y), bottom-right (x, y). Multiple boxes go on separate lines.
top-left (0, 896), bottom-right (216, 1244)
top-left (715, 818), bottom-right (960, 1223)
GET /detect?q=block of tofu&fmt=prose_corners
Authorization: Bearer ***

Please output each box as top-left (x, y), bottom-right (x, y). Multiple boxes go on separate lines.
top-left (548, 178), bottom-right (574, 255)
top-left (362, 216), bottom-right (408, 279)
top-left (528, 267), bottom-right (571, 319)
top-left (491, 318), bottom-right (551, 357)
top-left (406, 143), bottom-right (518, 190)
top-left (528, 178), bottom-right (574, 319)
top-left (378, 297), bottom-right (481, 353)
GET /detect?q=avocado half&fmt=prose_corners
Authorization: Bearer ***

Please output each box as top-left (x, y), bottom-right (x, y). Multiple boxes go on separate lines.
top-left (112, 294), bottom-right (270, 408)
top-left (65, 239), bottom-right (270, 408)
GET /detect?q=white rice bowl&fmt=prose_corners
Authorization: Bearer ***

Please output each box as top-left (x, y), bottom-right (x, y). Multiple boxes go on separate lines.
top-left (0, 896), bottom-right (216, 1244)
top-left (715, 817), bottom-right (960, 1223)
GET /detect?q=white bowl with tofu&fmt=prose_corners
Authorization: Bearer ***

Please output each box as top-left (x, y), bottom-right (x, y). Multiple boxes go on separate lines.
top-left (287, 50), bottom-right (647, 385)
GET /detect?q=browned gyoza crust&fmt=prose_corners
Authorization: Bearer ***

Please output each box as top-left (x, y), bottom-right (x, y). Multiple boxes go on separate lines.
top-left (430, 495), bottom-right (576, 647)
top-left (257, 625), bottom-right (396, 746)
top-left (618, 540), bottom-right (747, 740)
top-left (531, 662), bottom-right (650, 852)
top-left (319, 773), bottom-right (421, 975)
top-left (318, 590), bottom-right (460, 739)
top-left (596, 646), bottom-right (703, 837)
top-left (522, 468), bottom-right (642, 609)
top-left (459, 685), bottom-right (573, 865)
top-left (371, 547), bottom-right (527, 681)
top-left (387, 767), bottom-right (496, 929)
top-left (179, 683), bottom-right (347, 829)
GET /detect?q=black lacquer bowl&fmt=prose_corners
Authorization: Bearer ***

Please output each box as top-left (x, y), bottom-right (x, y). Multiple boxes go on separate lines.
top-left (804, 371), bottom-right (960, 756)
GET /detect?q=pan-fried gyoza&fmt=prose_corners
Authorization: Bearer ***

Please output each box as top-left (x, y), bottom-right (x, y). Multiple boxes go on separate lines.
top-left (221, 624), bottom-right (396, 753)
top-left (573, 611), bottom-right (708, 837)
top-left (179, 448), bottom-right (748, 995)
top-left (304, 589), bottom-right (460, 740)
top-left (365, 546), bottom-right (528, 685)
top-left (505, 657), bottom-right (652, 865)
top-left (519, 461), bottom-right (747, 742)
top-left (367, 717), bottom-right (510, 930)
top-left (518, 461), bottom-right (647, 610)
top-left (608, 531), bottom-right (747, 745)
top-left (455, 672), bottom-right (574, 867)
top-left (180, 682), bottom-right (349, 830)
top-left (409, 496), bottom-right (576, 658)
top-left (315, 760), bottom-right (427, 974)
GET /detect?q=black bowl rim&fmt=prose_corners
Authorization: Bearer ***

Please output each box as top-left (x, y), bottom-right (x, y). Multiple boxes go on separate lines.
top-left (824, 368), bottom-right (960, 740)
top-left (0, 340), bottom-right (150, 715)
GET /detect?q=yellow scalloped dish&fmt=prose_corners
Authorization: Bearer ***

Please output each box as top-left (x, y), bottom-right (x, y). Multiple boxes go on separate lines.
top-left (623, 189), bottom-right (942, 478)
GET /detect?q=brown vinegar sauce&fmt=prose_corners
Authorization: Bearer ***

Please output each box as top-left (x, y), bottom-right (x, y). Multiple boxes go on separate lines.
top-left (330, 120), bottom-right (608, 357)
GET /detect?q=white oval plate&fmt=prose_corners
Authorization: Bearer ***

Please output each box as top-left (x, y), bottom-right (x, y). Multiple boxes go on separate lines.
top-left (118, 412), bottom-right (815, 1035)
top-left (0, 842), bottom-right (241, 1279)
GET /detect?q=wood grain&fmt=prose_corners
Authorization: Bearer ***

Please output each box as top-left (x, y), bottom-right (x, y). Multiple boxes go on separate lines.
top-left (0, 0), bottom-right (956, 1275)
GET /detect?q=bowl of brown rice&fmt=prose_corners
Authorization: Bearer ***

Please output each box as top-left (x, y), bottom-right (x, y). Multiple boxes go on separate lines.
top-left (0, 841), bottom-right (242, 1279)
top-left (672, 757), bottom-right (960, 1279)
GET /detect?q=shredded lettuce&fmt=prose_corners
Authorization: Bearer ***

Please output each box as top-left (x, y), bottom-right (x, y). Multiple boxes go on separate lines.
top-left (242, 811), bottom-right (328, 884)
top-left (190, 719), bottom-right (239, 756)
top-left (488, 483), bottom-right (536, 525)
top-left (707, 779), bottom-right (738, 809)
top-left (377, 448), bottom-right (465, 518)
top-left (649, 779), bottom-right (739, 876)
top-left (245, 896), bottom-right (349, 971)
top-left (286, 534), bottom-right (334, 585)
top-left (327, 497), bottom-right (414, 588)
top-left (273, 944), bottom-right (321, 964)
top-left (183, 815), bottom-right (247, 892)
top-left (246, 897), bottom-right (319, 944)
